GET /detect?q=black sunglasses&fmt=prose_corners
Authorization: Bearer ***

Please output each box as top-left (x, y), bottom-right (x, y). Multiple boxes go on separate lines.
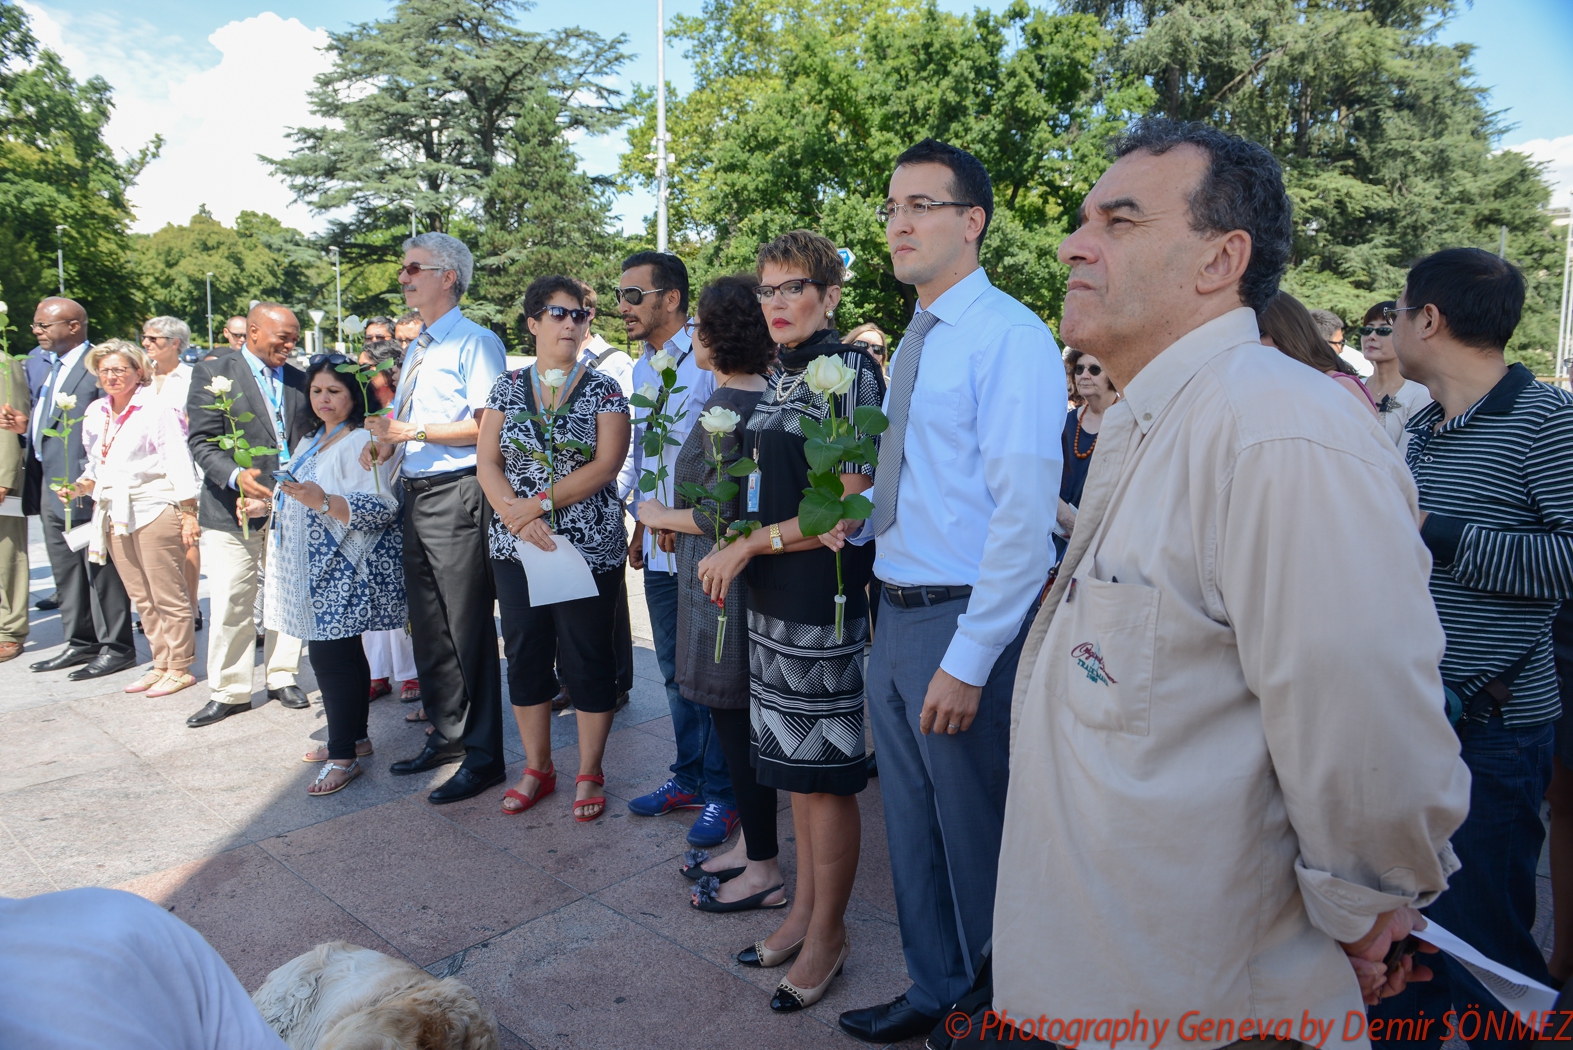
top-left (399, 262), bottom-right (446, 278)
top-left (534, 305), bottom-right (591, 324)
top-left (1073, 363), bottom-right (1103, 376)
top-left (615, 286), bottom-right (668, 306)
top-left (1357, 325), bottom-right (1393, 337)
top-left (310, 353), bottom-right (355, 367)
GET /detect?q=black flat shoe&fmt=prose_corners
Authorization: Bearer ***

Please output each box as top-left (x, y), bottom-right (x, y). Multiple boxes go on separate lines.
top-left (34, 591), bottom-right (59, 611)
top-left (679, 848), bottom-right (745, 883)
top-left (30, 647), bottom-right (94, 672)
top-left (691, 878), bottom-right (787, 913)
top-left (838, 995), bottom-right (942, 1044)
top-left (428, 765), bottom-right (505, 805)
top-left (389, 744), bottom-right (465, 776)
top-left (193, 612), bottom-right (204, 631)
top-left (269, 685), bottom-right (310, 710)
top-left (67, 651), bottom-right (138, 680)
top-left (187, 700), bottom-right (251, 728)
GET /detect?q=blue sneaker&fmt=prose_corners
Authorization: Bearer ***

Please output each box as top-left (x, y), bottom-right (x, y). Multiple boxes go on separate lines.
top-left (686, 801), bottom-right (740, 847)
top-left (627, 777), bottom-right (703, 816)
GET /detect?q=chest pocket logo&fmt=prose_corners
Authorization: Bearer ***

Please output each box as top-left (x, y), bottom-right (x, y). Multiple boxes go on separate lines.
top-left (1059, 578), bottom-right (1159, 736)
top-left (1071, 642), bottom-right (1118, 686)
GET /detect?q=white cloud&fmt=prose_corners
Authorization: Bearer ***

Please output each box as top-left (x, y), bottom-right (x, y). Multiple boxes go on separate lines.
top-left (20, 3), bottom-right (334, 233)
top-left (1501, 135), bottom-right (1573, 211)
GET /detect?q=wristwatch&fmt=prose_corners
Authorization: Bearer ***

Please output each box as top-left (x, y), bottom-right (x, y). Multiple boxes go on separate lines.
top-left (414, 428), bottom-right (427, 443)
top-left (319, 496), bottom-right (332, 516)
top-left (769, 522), bottom-right (785, 554)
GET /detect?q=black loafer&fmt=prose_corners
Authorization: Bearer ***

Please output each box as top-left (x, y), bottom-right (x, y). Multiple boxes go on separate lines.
top-left (187, 699), bottom-right (251, 728)
top-left (389, 744), bottom-right (465, 776)
top-left (838, 995), bottom-right (942, 1044)
top-left (427, 765), bottom-right (505, 805)
top-left (269, 685), bottom-right (310, 710)
top-left (67, 651), bottom-right (138, 681)
top-left (34, 591), bottom-right (59, 611)
top-left (30, 647), bottom-right (94, 672)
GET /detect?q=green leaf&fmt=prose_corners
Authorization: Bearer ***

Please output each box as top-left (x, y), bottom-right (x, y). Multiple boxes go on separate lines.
top-left (799, 416), bottom-right (830, 443)
top-left (234, 450), bottom-right (253, 468)
top-left (639, 474), bottom-right (658, 492)
top-left (676, 482), bottom-right (708, 504)
top-left (713, 480), bottom-right (738, 503)
top-left (859, 436), bottom-right (879, 468)
top-left (803, 437), bottom-right (842, 474)
top-left (797, 487), bottom-right (845, 537)
top-left (218, 435), bottom-right (235, 450)
top-left (235, 436), bottom-right (251, 450)
top-left (841, 493), bottom-right (874, 520)
top-left (853, 406), bottom-right (888, 435)
top-left (727, 458), bottom-right (757, 477)
top-left (629, 394), bottom-right (656, 409)
top-left (335, 363), bottom-right (359, 374)
top-left (234, 411), bottom-right (255, 423)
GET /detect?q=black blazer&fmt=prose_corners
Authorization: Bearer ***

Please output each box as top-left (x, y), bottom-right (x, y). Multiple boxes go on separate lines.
top-left (186, 352), bottom-right (309, 533)
top-left (23, 347), bottom-right (103, 520)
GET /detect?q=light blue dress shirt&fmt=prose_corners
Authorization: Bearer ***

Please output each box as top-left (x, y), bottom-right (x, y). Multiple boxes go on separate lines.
top-left (616, 322), bottom-right (715, 573)
top-left (393, 306), bottom-right (506, 477)
top-left (872, 266), bottom-right (1063, 686)
top-left (30, 341), bottom-right (90, 450)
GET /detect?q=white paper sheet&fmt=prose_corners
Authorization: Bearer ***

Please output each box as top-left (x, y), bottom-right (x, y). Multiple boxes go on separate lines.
top-left (63, 522), bottom-right (94, 552)
top-left (0, 495), bottom-right (20, 517)
top-left (514, 534), bottom-right (598, 606)
top-left (1416, 918), bottom-right (1558, 1013)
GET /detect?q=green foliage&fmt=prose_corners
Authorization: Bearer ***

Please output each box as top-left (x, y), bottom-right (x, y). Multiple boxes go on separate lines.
top-left (0, 1), bottom-right (159, 339)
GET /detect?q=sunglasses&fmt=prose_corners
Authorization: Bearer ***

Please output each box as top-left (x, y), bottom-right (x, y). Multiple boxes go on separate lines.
top-left (1073, 363), bottom-right (1103, 376)
top-left (399, 262), bottom-right (446, 278)
top-left (615, 286), bottom-right (668, 306)
top-left (310, 353), bottom-right (355, 367)
top-left (753, 279), bottom-right (827, 303)
top-left (1357, 325), bottom-right (1393, 337)
top-left (1382, 306), bottom-right (1420, 325)
top-left (534, 305), bottom-right (591, 324)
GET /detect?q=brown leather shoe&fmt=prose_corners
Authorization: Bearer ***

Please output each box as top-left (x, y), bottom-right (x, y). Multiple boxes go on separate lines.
top-left (0, 641), bottom-right (21, 663)
top-left (551, 685), bottom-right (571, 712)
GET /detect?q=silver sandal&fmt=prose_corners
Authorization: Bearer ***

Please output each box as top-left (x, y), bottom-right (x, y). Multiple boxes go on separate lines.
top-left (309, 759), bottom-right (362, 796)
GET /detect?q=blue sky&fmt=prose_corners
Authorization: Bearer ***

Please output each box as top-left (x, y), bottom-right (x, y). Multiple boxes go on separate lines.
top-left (20, 0), bottom-right (1573, 234)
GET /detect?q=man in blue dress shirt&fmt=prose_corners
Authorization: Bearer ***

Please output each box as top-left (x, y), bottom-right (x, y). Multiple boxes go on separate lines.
top-left (837, 139), bottom-right (1062, 1045)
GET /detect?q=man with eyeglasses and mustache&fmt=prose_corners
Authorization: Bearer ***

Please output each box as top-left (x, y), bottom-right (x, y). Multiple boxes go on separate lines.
top-left (364, 232), bottom-right (507, 805)
top-left (613, 251), bottom-right (737, 849)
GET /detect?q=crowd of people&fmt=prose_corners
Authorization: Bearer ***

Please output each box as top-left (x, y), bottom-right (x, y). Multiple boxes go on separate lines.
top-left (5, 119), bottom-right (1573, 1045)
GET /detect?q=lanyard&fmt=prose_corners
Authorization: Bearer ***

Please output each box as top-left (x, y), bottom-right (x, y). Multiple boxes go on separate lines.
top-left (97, 399), bottom-right (139, 467)
top-left (247, 356), bottom-right (291, 460)
top-left (531, 361), bottom-right (584, 414)
top-left (292, 421), bottom-right (348, 469)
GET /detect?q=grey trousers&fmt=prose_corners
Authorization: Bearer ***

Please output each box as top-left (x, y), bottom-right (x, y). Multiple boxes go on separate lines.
top-left (866, 589), bottom-right (1034, 1017)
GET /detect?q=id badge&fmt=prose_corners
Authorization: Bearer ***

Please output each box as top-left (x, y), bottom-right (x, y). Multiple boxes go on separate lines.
top-left (746, 470), bottom-right (761, 513)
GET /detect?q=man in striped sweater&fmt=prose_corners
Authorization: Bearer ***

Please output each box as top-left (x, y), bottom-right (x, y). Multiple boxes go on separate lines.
top-left (1373, 246), bottom-right (1573, 1035)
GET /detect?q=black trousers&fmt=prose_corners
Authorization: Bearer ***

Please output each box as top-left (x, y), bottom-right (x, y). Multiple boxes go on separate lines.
top-left (495, 558), bottom-right (622, 713)
top-left (711, 706), bottom-right (778, 861)
top-left (41, 506), bottom-right (134, 657)
top-left (309, 636), bottom-right (370, 761)
top-left (614, 575), bottom-right (633, 692)
top-left (401, 474), bottom-right (504, 771)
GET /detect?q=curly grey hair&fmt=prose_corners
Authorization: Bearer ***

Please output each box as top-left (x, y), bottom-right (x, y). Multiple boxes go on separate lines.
top-left (142, 315), bottom-right (191, 350)
top-left (403, 232), bottom-right (474, 301)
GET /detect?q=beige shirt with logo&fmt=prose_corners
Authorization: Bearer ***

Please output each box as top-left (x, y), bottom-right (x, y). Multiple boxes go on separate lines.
top-left (995, 308), bottom-right (1469, 1050)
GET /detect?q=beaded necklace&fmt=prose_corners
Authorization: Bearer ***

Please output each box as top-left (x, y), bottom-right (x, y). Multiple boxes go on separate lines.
top-left (1072, 406), bottom-right (1098, 460)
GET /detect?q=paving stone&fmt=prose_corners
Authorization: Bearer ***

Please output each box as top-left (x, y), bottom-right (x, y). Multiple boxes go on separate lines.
top-left (0, 700), bottom-right (140, 793)
top-left (0, 825), bottom-right (58, 896)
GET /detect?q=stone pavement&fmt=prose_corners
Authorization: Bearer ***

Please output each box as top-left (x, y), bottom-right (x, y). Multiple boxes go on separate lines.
top-left (1, 519), bottom-right (922, 1049)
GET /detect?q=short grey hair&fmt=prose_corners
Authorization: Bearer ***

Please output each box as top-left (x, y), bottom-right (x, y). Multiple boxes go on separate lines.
top-left (1308, 308), bottom-right (1344, 339)
top-left (143, 315), bottom-right (191, 350)
top-left (403, 232), bottom-right (473, 301)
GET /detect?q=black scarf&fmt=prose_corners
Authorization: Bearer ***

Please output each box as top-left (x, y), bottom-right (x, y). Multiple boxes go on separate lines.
top-left (776, 328), bottom-right (843, 372)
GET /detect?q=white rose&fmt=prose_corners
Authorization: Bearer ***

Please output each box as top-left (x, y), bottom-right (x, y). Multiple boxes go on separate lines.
top-left (699, 406), bottom-right (742, 435)
top-left (648, 349), bottom-right (677, 374)
top-left (804, 355), bottom-right (856, 397)
top-left (540, 368), bottom-right (567, 389)
top-left (343, 314), bottom-right (365, 335)
top-left (205, 375), bottom-right (233, 395)
top-left (0, 302), bottom-right (8, 314)
top-left (637, 382), bottom-right (659, 402)
top-left (54, 392), bottom-right (77, 411)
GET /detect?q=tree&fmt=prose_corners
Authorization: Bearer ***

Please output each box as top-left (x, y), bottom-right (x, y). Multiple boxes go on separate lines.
top-left (1071, 0), bottom-right (1565, 369)
top-left (619, 0), bottom-right (1144, 335)
top-left (0, 1), bottom-right (158, 338)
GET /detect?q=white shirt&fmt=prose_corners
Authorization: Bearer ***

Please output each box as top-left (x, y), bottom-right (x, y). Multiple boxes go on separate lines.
top-left (996, 309), bottom-right (1469, 1048)
top-left (617, 323), bottom-right (715, 573)
top-left (872, 267), bottom-right (1062, 685)
top-left (30, 340), bottom-right (91, 450)
top-left (579, 336), bottom-right (635, 397)
top-left (152, 362), bottom-right (193, 428)
top-left (393, 306), bottom-right (506, 477)
top-left (79, 387), bottom-right (200, 533)
top-left (1375, 377), bottom-right (1433, 453)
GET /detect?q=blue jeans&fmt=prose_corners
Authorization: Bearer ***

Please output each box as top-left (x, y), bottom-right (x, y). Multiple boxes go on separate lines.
top-left (1366, 715), bottom-right (1554, 1050)
top-left (644, 568), bottom-right (732, 805)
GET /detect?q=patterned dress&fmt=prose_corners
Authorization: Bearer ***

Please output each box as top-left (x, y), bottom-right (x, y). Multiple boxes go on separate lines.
top-left (742, 330), bottom-right (885, 796)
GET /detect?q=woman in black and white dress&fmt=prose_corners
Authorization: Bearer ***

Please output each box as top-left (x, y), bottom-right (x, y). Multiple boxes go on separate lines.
top-left (477, 275), bottom-right (631, 823)
top-left (697, 230), bottom-right (885, 1013)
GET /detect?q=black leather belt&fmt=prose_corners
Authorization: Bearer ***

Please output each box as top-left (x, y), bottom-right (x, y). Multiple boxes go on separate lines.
top-left (880, 581), bottom-right (973, 609)
top-left (401, 467), bottom-right (476, 493)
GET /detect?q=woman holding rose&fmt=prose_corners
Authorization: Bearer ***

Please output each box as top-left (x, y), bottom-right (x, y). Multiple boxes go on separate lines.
top-left (635, 275), bottom-right (781, 910)
top-left (695, 230), bottom-right (885, 1013)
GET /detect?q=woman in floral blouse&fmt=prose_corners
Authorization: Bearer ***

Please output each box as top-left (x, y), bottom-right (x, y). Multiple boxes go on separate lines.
top-left (477, 275), bottom-right (631, 822)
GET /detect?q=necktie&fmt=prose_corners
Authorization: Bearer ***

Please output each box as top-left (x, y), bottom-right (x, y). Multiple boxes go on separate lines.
top-left (387, 331), bottom-right (434, 479)
top-left (871, 310), bottom-right (941, 536)
top-left (33, 353), bottom-right (61, 451)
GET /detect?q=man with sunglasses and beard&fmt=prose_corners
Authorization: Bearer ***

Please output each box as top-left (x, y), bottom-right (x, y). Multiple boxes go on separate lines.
top-left (364, 233), bottom-right (507, 804)
top-left (613, 251), bottom-right (737, 849)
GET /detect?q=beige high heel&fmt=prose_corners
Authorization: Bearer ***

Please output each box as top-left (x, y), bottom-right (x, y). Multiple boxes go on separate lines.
top-left (769, 935), bottom-right (850, 1012)
top-left (737, 935), bottom-right (804, 968)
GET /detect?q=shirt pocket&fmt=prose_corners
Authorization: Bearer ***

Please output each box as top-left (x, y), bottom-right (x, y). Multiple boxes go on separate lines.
top-left (1060, 577), bottom-right (1159, 736)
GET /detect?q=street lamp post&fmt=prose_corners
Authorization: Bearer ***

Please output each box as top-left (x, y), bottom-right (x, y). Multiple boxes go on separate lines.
top-left (329, 246), bottom-right (344, 351)
top-left (205, 273), bottom-right (214, 351)
top-left (1556, 211), bottom-right (1573, 380)
top-left (653, 0), bottom-right (672, 252)
top-left (54, 225), bottom-right (67, 295)
top-left (308, 309), bottom-right (326, 358)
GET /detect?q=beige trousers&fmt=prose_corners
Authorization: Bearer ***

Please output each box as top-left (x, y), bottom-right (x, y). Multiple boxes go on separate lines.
top-left (202, 528), bottom-right (300, 706)
top-left (0, 513), bottom-right (27, 644)
top-left (108, 507), bottom-right (195, 673)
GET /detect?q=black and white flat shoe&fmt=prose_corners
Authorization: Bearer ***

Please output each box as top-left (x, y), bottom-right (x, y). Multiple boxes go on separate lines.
top-left (770, 937), bottom-right (850, 1012)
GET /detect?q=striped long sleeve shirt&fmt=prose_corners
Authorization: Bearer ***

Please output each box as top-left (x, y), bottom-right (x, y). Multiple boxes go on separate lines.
top-left (1407, 362), bottom-right (1573, 726)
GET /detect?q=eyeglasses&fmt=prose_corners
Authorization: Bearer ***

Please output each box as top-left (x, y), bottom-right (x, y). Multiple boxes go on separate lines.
top-left (615, 286), bottom-right (668, 306)
top-left (141, 334), bottom-right (173, 342)
top-left (1073, 363), bottom-right (1103, 376)
top-left (96, 366), bottom-right (134, 379)
top-left (1382, 306), bottom-right (1420, 325)
top-left (1357, 325), bottom-right (1393, 337)
top-left (399, 262), bottom-right (446, 278)
top-left (1328, 338), bottom-right (1346, 349)
top-left (531, 305), bottom-right (591, 325)
top-left (876, 200), bottom-right (978, 223)
top-left (753, 279), bottom-right (827, 303)
top-left (29, 320), bottom-right (71, 331)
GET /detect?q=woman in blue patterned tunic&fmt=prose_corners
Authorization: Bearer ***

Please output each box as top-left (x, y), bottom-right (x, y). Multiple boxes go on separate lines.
top-left (261, 357), bottom-right (404, 796)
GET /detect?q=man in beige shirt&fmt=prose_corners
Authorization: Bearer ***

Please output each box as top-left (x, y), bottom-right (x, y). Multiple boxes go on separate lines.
top-left (992, 119), bottom-right (1469, 1047)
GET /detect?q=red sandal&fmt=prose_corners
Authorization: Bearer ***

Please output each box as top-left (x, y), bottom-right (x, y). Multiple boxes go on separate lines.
top-left (574, 773), bottom-right (606, 823)
top-left (502, 767), bottom-right (556, 815)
